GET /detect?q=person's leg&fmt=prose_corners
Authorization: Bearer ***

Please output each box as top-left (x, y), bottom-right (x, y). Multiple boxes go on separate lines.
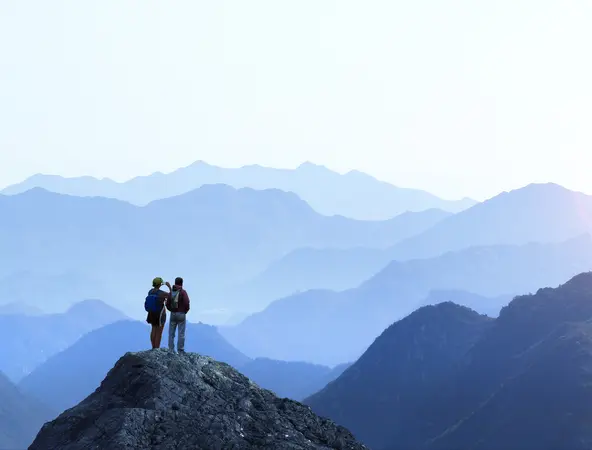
top-left (150, 325), bottom-right (154, 348)
top-left (155, 308), bottom-right (166, 348)
top-left (168, 313), bottom-right (178, 351)
top-left (155, 325), bottom-right (164, 348)
top-left (178, 313), bottom-right (186, 353)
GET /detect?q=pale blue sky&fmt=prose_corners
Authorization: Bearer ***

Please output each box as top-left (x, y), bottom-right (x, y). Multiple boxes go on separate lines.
top-left (1, 1), bottom-right (591, 200)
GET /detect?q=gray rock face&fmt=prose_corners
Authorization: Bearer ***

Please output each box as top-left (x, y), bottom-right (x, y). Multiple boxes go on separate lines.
top-left (29, 350), bottom-right (366, 450)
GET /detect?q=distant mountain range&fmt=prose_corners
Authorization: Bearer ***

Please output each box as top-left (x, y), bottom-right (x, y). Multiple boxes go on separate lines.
top-left (18, 319), bottom-right (250, 414)
top-left (239, 358), bottom-right (351, 401)
top-left (388, 182), bottom-right (592, 260)
top-left (306, 272), bottom-right (592, 450)
top-left (8, 169), bottom-right (592, 449)
top-left (0, 299), bottom-right (127, 381)
top-left (0, 301), bottom-right (45, 316)
top-left (0, 270), bottom-right (111, 314)
top-left (0, 185), bottom-right (449, 316)
top-left (221, 235), bottom-right (592, 366)
top-left (0, 370), bottom-right (55, 450)
top-left (218, 209), bottom-right (450, 312)
top-left (2, 161), bottom-right (476, 220)
top-left (420, 289), bottom-right (513, 317)
top-left (219, 183), bottom-right (592, 311)
top-left (18, 316), bottom-right (350, 414)
top-left (2, 182), bottom-right (590, 320)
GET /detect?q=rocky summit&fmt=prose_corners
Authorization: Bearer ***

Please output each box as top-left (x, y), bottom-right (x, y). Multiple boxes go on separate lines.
top-left (29, 349), bottom-right (366, 450)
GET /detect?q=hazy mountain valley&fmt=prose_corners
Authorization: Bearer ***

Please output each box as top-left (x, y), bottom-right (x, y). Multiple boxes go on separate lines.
top-left (4, 164), bottom-right (592, 449)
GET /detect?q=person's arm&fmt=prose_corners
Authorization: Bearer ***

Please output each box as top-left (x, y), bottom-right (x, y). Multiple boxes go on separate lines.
top-left (184, 290), bottom-right (190, 312)
top-left (160, 282), bottom-right (173, 304)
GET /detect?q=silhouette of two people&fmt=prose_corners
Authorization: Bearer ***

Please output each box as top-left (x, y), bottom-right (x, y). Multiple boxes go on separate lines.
top-left (146, 277), bottom-right (191, 352)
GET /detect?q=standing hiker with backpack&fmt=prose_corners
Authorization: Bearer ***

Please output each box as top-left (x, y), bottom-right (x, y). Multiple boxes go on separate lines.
top-left (167, 277), bottom-right (190, 353)
top-left (145, 277), bottom-right (172, 349)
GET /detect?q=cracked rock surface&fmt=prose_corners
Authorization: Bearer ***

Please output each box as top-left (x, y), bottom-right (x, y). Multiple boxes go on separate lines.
top-left (29, 349), bottom-right (366, 450)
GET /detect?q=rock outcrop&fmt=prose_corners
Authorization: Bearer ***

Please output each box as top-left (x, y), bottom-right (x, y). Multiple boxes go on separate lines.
top-left (19, 320), bottom-right (250, 414)
top-left (29, 349), bottom-right (366, 450)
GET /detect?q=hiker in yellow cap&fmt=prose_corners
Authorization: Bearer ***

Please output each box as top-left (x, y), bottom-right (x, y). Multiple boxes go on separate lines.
top-left (145, 277), bottom-right (172, 349)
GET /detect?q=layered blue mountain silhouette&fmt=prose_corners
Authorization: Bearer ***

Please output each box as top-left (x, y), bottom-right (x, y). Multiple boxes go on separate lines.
top-left (19, 273), bottom-right (592, 450)
top-left (0, 271), bottom-right (110, 313)
top-left (218, 209), bottom-right (450, 311)
top-left (419, 289), bottom-right (513, 317)
top-left (306, 302), bottom-right (492, 449)
top-left (6, 167), bottom-right (592, 450)
top-left (0, 185), bottom-right (450, 317)
top-left (18, 319), bottom-right (250, 413)
top-left (17, 314), bottom-right (348, 413)
top-left (220, 183), bottom-right (592, 312)
top-left (305, 272), bottom-right (592, 450)
top-left (0, 370), bottom-right (55, 449)
top-left (0, 301), bottom-right (45, 316)
top-left (238, 358), bottom-right (351, 401)
top-left (221, 235), bottom-right (592, 365)
top-left (388, 182), bottom-right (592, 260)
top-left (4, 182), bottom-right (589, 323)
top-left (2, 161), bottom-right (476, 220)
top-left (0, 299), bottom-right (126, 381)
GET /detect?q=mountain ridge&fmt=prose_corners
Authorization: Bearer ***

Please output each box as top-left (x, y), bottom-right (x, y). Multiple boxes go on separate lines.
top-left (305, 302), bottom-right (492, 449)
top-left (305, 272), bottom-right (592, 450)
top-left (18, 316), bottom-right (351, 411)
top-left (2, 161), bottom-right (476, 220)
top-left (0, 370), bottom-right (56, 450)
top-left (19, 319), bottom-right (251, 413)
top-left (219, 183), bottom-right (592, 312)
top-left (0, 184), bottom-right (450, 317)
top-left (388, 182), bottom-right (592, 261)
top-left (0, 299), bottom-right (127, 381)
top-left (221, 235), bottom-right (592, 365)
top-left (217, 208), bottom-right (451, 311)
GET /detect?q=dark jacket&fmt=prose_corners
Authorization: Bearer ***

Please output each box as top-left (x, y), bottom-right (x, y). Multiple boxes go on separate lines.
top-left (167, 285), bottom-right (190, 313)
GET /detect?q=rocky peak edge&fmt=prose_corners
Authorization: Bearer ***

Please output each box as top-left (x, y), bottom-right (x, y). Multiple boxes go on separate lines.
top-left (29, 349), bottom-right (367, 450)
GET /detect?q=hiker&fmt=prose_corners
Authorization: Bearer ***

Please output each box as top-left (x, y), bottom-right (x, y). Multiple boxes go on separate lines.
top-left (145, 277), bottom-right (171, 349)
top-left (167, 277), bottom-right (191, 353)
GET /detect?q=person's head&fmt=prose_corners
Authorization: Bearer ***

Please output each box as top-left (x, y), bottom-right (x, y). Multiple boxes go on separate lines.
top-left (175, 277), bottom-right (183, 287)
top-left (152, 277), bottom-right (164, 288)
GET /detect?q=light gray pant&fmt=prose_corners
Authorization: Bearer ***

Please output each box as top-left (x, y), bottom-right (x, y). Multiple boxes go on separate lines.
top-left (168, 312), bottom-right (186, 352)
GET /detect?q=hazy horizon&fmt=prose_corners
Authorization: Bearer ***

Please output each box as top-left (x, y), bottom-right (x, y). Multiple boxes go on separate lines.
top-left (3, 157), bottom-right (589, 204)
top-left (2, 1), bottom-right (592, 201)
top-left (1, 159), bottom-right (482, 202)
top-left (0, 158), bottom-right (584, 203)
